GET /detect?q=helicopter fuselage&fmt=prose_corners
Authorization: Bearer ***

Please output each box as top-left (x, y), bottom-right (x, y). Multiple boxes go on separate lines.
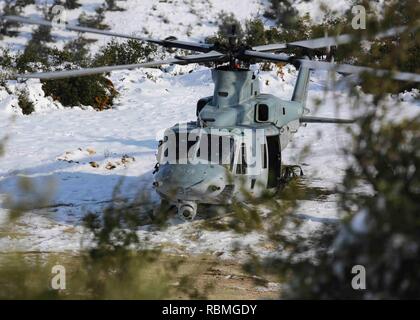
top-left (153, 66), bottom-right (310, 220)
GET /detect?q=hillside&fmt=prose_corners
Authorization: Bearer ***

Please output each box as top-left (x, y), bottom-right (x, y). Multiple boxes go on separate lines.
top-left (0, 0), bottom-right (419, 260)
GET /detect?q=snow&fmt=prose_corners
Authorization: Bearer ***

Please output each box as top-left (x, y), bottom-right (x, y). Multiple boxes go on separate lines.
top-left (0, 0), bottom-right (355, 53)
top-left (0, 0), bottom-right (419, 259)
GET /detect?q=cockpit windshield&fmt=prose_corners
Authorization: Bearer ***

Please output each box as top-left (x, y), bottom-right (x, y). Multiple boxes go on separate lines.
top-left (195, 134), bottom-right (234, 168)
top-left (158, 130), bottom-right (235, 169)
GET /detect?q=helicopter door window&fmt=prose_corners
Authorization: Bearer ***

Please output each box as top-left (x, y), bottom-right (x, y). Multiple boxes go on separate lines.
top-left (267, 136), bottom-right (281, 188)
top-left (255, 104), bottom-right (269, 122)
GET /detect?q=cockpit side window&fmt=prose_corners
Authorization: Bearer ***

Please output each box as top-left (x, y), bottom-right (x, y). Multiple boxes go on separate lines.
top-left (255, 104), bottom-right (269, 122)
top-left (197, 134), bottom-right (234, 169)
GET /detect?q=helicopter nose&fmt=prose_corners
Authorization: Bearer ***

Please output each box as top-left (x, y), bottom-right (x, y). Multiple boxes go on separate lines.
top-left (154, 164), bottom-right (227, 200)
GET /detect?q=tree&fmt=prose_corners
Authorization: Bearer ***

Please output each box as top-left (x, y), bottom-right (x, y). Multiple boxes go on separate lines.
top-left (93, 39), bottom-right (157, 66)
top-left (105, 0), bottom-right (124, 12)
top-left (53, 0), bottom-right (81, 10)
top-left (263, 0), bottom-right (311, 29)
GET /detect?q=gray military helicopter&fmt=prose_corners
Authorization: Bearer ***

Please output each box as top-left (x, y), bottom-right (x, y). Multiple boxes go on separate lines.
top-left (1, 14), bottom-right (419, 220)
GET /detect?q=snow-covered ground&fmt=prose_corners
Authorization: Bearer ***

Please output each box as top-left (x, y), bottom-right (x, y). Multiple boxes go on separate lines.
top-left (0, 0), bottom-right (419, 258)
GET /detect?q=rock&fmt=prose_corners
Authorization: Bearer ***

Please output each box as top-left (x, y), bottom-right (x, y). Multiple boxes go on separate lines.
top-left (89, 161), bottom-right (99, 168)
top-left (121, 154), bottom-right (135, 164)
top-left (86, 148), bottom-right (96, 155)
top-left (105, 162), bottom-right (116, 170)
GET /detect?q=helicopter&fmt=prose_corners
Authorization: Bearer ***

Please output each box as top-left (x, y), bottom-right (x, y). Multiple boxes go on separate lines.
top-left (1, 14), bottom-right (419, 221)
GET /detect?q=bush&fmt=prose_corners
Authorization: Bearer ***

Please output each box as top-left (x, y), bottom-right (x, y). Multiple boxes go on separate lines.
top-left (78, 11), bottom-right (109, 30)
top-left (30, 25), bottom-right (53, 43)
top-left (14, 36), bottom-right (118, 110)
top-left (94, 39), bottom-right (157, 66)
top-left (53, 0), bottom-right (81, 10)
top-left (18, 90), bottom-right (35, 115)
top-left (0, 47), bottom-right (15, 70)
top-left (63, 37), bottom-right (96, 65)
top-left (42, 75), bottom-right (117, 110)
top-left (105, 0), bottom-right (124, 12)
top-left (205, 12), bottom-right (244, 45)
top-left (244, 19), bottom-right (267, 47)
top-left (263, 0), bottom-right (302, 29)
top-left (15, 41), bottom-right (50, 73)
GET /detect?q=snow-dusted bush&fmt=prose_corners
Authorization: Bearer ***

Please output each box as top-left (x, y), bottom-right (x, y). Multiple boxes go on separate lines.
top-left (94, 39), bottom-right (157, 66)
top-left (105, 0), bottom-right (124, 12)
top-left (78, 10), bottom-right (109, 31)
top-left (42, 75), bottom-right (118, 111)
top-left (12, 36), bottom-right (118, 110)
top-left (205, 12), bottom-right (244, 45)
top-left (17, 90), bottom-right (34, 115)
top-left (53, 0), bottom-right (81, 10)
top-left (263, 0), bottom-right (300, 28)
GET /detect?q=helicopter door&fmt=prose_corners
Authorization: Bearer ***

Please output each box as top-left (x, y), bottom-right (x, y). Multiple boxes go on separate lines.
top-left (266, 135), bottom-right (281, 188)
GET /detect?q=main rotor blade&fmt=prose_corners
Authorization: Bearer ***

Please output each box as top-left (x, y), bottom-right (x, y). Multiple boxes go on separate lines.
top-left (253, 25), bottom-right (412, 52)
top-left (241, 50), bottom-right (291, 63)
top-left (175, 50), bottom-right (226, 62)
top-left (243, 49), bottom-right (420, 83)
top-left (300, 116), bottom-right (355, 124)
top-left (0, 15), bottom-right (214, 53)
top-left (11, 52), bottom-right (224, 80)
top-left (298, 60), bottom-right (420, 83)
top-left (251, 43), bottom-right (288, 52)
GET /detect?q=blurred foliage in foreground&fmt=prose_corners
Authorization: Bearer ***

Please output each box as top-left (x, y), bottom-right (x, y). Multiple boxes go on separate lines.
top-left (228, 113), bottom-right (420, 299)
top-left (206, 0), bottom-right (420, 299)
top-left (0, 184), bottom-right (210, 299)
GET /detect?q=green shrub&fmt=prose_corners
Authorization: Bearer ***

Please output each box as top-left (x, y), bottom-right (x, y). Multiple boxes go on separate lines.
top-left (14, 36), bottom-right (118, 110)
top-left (94, 39), bottom-right (157, 66)
top-left (42, 75), bottom-right (117, 110)
top-left (105, 0), bottom-right (124, 12)
top-left (17, 90), bottom-right (35, 115)
top-left (263, 0), bottom-right (301, 29)
top-left (0, 47), bottom-right (15, 70)
top-left (78, 11), bottom-right (109, 30)
top-left (53, 0), bottom-right (81, 10)
top-left (205, 12), bottom-right (244, 45)
top-left (63, 37), bottom-right (96, 65)
top-left (15, 41), bottom-right (50, 73)
top-left (30, 25), bottom-right (53, 43)
top-left (244, 19), bottom-right (266, 47)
